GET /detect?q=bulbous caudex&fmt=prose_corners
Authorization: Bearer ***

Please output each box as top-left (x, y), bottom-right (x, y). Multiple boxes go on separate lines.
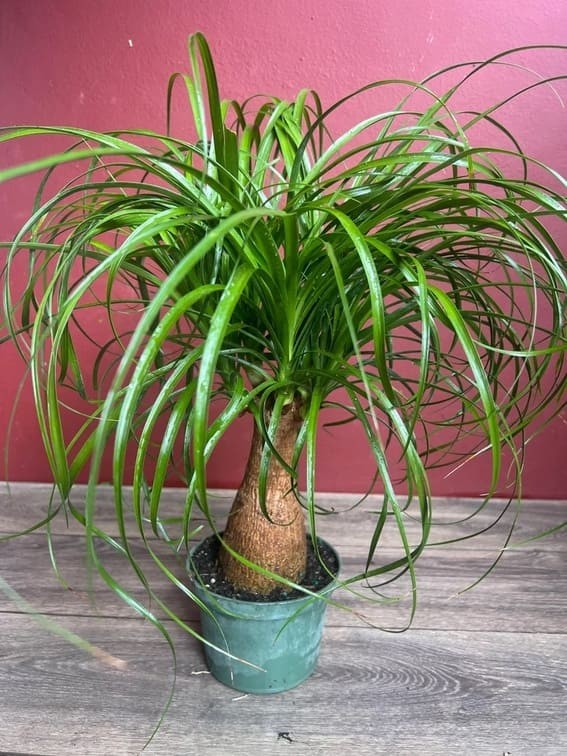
top-left (219, 400), bottom-right (307, 595)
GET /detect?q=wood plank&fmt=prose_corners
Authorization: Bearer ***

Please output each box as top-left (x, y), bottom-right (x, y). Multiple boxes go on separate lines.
top-left (1, 531), bottom-right (565, 632)
top-left (1, 482), bottom-right (565, 550)
top-left (0, 484), bottom-right (565, 754)
top-left (0, 614), bottom-right (564, 755)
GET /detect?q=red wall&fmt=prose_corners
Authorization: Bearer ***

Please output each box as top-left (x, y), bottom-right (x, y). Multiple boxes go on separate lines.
top-left (1, 0), bottom-right (566, 497)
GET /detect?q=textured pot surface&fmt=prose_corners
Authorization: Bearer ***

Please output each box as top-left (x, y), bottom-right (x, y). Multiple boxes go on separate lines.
top-left (188, 539), bottom-right (340, 694)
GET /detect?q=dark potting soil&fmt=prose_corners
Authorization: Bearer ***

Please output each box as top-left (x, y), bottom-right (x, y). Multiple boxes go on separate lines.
top-left (190, 535), bottom-right (339, 603)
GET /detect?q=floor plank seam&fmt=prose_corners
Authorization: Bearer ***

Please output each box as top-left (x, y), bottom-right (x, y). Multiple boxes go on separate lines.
top-left (3, 530), bottom-right (565, 557)
top-left (1, 609), bottom-right (565, 636)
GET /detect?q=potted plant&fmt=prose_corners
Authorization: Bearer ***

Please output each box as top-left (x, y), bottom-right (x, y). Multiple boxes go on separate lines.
top-left (1, 35), bottom-right (565, 694)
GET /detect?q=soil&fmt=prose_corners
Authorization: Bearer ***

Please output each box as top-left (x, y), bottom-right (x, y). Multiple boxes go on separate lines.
top-left (190, 534), bottom-right (339, 603)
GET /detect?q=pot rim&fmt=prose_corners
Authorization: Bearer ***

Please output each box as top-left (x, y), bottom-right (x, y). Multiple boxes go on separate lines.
top-left (187, 533), bottom-right (341, 608)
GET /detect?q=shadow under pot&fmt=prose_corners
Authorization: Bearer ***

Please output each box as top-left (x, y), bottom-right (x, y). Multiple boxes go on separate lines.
top-left (187, 534), bottom-right (340, 694)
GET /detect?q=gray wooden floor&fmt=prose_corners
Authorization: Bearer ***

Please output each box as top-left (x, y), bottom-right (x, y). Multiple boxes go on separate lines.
top-left (0, 484), bottom-right (565, 756)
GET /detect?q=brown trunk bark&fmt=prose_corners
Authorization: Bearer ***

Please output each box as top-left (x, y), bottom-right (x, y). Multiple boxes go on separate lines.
top-left (218, 401), bottom-right (307, 595)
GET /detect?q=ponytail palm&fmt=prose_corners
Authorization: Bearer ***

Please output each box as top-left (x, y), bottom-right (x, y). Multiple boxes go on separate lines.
top-left (1, 36), bottom-right (565, 615)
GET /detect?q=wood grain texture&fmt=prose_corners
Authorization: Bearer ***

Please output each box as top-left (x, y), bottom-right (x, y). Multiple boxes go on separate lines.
top-left (1, 532), bottom-right (565, 632)
top-left (0, 484), bottom-right (565, 755)
top-left (1, 483), bottom-right (565, 548)
top-left (0, 617), bottom-right (564, 755)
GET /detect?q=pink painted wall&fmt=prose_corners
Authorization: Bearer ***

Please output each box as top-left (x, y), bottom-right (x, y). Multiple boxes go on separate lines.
top-left (1, 0), bottom-right (565, 497)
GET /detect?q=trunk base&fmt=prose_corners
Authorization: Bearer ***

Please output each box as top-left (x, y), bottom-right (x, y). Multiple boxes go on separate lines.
top-left (193, 533), bottom-right (339, 602)
top-left (219, 403), bottom-right (307, 595)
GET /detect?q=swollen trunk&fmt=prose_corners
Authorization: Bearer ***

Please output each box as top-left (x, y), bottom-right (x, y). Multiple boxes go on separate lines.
top-left (219, 402), bottom-right (307, 595)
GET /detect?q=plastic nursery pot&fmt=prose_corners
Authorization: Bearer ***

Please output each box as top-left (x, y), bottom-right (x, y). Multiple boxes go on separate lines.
top-left (188, 537), bottom-right (340, 694)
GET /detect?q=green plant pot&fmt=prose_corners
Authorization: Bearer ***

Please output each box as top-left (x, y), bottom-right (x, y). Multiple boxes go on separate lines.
top-left (188, 538), bottom-right (340, 694)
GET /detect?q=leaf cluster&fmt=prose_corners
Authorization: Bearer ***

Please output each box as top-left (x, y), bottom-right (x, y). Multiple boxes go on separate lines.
top-left (1, 37), bottom-right (566, 632)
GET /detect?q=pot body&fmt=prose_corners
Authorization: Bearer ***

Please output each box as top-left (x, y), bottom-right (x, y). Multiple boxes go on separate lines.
top-left (188, 538), bottom-right (339, 694)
